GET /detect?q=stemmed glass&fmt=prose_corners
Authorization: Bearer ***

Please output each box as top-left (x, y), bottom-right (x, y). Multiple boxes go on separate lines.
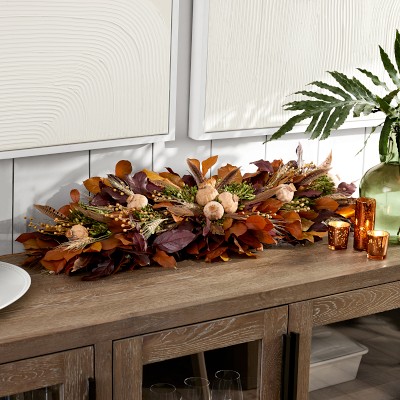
top-left (149, 383), bottom-right (182, 400)
top-left (211, 370), bottom-right (243, 400)
top-left (183, 377), bottom-right (211, 400)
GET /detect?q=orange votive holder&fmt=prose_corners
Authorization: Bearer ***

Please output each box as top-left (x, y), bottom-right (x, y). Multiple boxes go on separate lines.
top-left (328, 221), bottom-right (351, 250)
top-left (353, 197), bottom-right (376, 251)
top-left (367, 230), bottom-right (390, 260)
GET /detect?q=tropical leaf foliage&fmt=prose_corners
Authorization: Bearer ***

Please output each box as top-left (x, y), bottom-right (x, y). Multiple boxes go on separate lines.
top-left (270, 31), bottom-right (400, 156)
top-left (17, 151), bottom-right (355, 279)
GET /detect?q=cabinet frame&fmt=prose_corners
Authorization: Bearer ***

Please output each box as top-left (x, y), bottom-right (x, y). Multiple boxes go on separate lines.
top-left (289, 280), bottom-right (400, 399)
top-left (113, 307), bottom-right (287, 400)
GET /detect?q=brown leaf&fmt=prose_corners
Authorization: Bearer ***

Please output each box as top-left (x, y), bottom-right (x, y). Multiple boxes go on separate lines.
top-left (281, 210), bottom-right (301, 222)
top-left (257, 198), bottom-right (283, 213)
top-left (285, 220), bottom-right (303, 240)
top-left (205, 246), bottom-right (229, 262)
top-left (217, 164), bottom-right (242, 183)
top-left (237, 233), bottom-right (263, 251)
top-left (253, 230), bottom-right (276, 245)
top-left (83, 242), bottom-right (102, 252)
top-left (315, 197), bottom-right (339, 212)
top-left (300, 218), bottom-right (315, 232)
top-left (245, 215), bottom-right (267, 230)
top-left (114, 233), bottom-right (132, 245)
top-left (153, 249), bottom-right (177, 268)
top-left (115, 160), bottom-right (132, 178)
top-left (58, 205), bottom-right (71, 217)
top-left (229, 222), bottom-right (248, 237)
top-left (159, 172), bottom-right (185, 187)
top-left (201, 155), bottom-right (218, 176)
top-left (101, 237), bottom-right (122, 250)
top-left (222, 217), bottom-right (233, 230)
top-left (40, 259), bottom-right (67, 274)
top-left (43, 248), bottom-right (81, 262)
top-left (83, 177), bottom-right (102, 194)
top-left (70, 189), bottom-right (80, 203)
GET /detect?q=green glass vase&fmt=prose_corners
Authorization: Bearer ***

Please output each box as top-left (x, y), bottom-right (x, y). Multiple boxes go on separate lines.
top-left (360, 128), bottom-right (400, 243)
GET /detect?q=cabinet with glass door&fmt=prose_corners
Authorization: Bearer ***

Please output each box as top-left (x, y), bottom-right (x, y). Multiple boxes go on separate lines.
top-left (289, 280), bottom-right (400, 399)
top-left (0, 347), bottom-right (94, 400)
top-left (113, 307), bottom-right (287, 400)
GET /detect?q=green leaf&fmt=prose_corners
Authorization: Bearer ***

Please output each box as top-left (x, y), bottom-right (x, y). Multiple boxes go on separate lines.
top-left (379, 116), bottom-right (394, 157)
top-left (304, 115), bottom-right (320, 134)
top-left (321, 107), bottom-right (343, 139)
top-left (376, 96), bottom-right (392, 115)
top-left (309, 81), bottom-right (352, 100)
top-left (382, 88), bottom-right (400, 105)
top-left (268, 112), bottom-right (309, 141)
top-left (394, 30), bottom-right (400, 80)
top-left (294, 90), bottom-right (340, 103)
top-left (332, 105), bottom-right (352, 130)
top-left (379, 45), bottom-right (400, 87)
top-left (329, 71), bottom-right (361, 99)
top-left (284, 100), bottom-right (332, 111)
top-left (351, 77), bottom-right (376, 103)
top-left (311, 111), bottom-right (330, 139)
top-left (357, 68), bottom-right (389, 90)
top-left (353, 103), bottom-right (366, 118)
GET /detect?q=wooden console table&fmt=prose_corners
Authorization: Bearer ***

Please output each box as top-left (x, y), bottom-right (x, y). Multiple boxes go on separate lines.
top-left (1, 240), bottom-right (400, 399)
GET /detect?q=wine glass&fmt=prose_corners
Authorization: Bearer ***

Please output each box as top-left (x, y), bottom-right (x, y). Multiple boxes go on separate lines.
top-left (183, 377), bottom-right (210, 400)
top-left (211, 370), bottom-right (243, 400)
top-left (149, 383), bottom-right (181, 400)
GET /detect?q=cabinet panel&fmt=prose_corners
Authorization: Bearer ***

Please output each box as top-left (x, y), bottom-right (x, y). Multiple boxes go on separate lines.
top-left (289, 282), bottom-right (400, 399)
top-left (0, 347), bottom-right (94, 399)
top-left (114, 307), bottom-right (287, 400)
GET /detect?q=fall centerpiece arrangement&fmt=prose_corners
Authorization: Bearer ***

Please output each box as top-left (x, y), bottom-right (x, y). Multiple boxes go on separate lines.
top-left (17, 150), bottom-right (355, 279)
top-left (269, 30), bottom-right (400, 240)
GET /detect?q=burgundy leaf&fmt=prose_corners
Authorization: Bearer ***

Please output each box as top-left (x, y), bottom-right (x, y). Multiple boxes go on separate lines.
top-left (251, 160), bottom-right (274, 173)
top-left (182, 174), bottom-right (197, 187)
top-left (153, 229), bottom-right (196, 253)
top-left (102, 187), bottom-right (128, 202)
top-left (337, 182), bottom-right (357, 196)
top-left (83, 259), bottom-right (115, 280)
top-left (90, 193), bottom-right (112, 206)
top-left (125, 171), bottom-right (162, 195)
top-left (295, 190), bottom-right (322, 198)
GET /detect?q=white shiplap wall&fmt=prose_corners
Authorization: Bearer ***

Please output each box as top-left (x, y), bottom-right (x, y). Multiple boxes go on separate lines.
top-left (0, 0), bottom-right (382, 256)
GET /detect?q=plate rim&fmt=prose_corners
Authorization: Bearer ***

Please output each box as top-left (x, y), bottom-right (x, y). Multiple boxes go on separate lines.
top-left (0, 261), bottom-right (31, 310)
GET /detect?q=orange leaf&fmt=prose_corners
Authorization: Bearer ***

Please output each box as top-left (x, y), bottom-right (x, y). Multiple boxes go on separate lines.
top-left (280, 210), bottom-right (301, 222)
top-left (229, 222), bottom-right (248, 237)
top-left (258, 198), bottom-right (283, 213)
top-left (217, 164), bottom-right (242, 183)
top-left (58, 204), bottom-right (71, 217)
top-left (315, 197), bottom-right (339, 212)
top-left (70, 189), bottom-right (80, 203)
top-left (15, 232), bottom-right (39, 243)
top-left (201, 155), bottom-right (218, 176)
top-left (43, 248), bottom-right (81, 262)
top-left (83, 177), bottom-right (102, 194)
top-left (83, 242), bottom-right (102, 252)
top-left (253, 230), bottom-right (276, 245)
top-left (285, 220), bottom-right (303, 240)
top-left (159, 172), bottom-right (185, 187)
top-left (101, 237), bottom-right (122, 250)
top-left (114, 233), bottom-right (132, 245)
top-left (187, 158), bottom-right (201, 172)
top-left (219, 252), bottom-right (230, 261)
top-left (237, 233), bottom-right (263, 251)
top-left (222, 217), bottom-right (233, 230)
top-left (40, 259), bottom-right (67, 274)
top-left (153, 249), bottom-right (177, 268)
top-left (205, 246), bottom-right (229, 262)
top-left (115, 160), bottom-right (132, 178)
top-left (245, 215), bottom-right (267, 230)
top-left (153, 202), bottom-right (174, 209)
top-left (298, 210), bottom-right (319, 220)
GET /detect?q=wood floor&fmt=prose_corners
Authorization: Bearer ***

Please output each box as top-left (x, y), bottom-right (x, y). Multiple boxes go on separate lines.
top-left (309, 309), bottom-right (400, 400)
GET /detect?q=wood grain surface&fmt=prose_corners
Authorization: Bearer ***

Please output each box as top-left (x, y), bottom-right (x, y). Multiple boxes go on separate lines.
top-left (1, 240), bottom-right (400, 365)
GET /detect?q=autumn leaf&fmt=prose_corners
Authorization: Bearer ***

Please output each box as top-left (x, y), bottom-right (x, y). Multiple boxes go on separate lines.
top-left (229, 222), bottom-right (248, 237)
top-left (101, 237), bottom-right (122, 250)
top-left (300, 218), bottom-right (315, 232)
top-left (153, 230), bottom-right (196, 253)
top-left (315, 197), bottom-right (339, 212)
top-left (253, 230), bottom-right (276, 245)
top-left (237, 233), bottom-right (263, 250)
top-left (336, 206), bottom-right (355, 218)
top-left (245, 215), bottom-right (267, 230)
top-left (115, 160), bottom-right (132, 178)
top-left (258, 198), bottom-right (283, 213)
top-left (70, 189), bottom-right (80, 203)
top-left (83, 242), bottom-right (102, 252)
top-left (205, 246), bottom-right (229, 262)
top-left (159, 172), bottom-right (185, 187)
top-left (201, 155), bottom-right (218, 176)
top-left (83, 177), bottom-right (102, 194)
top-left (153, 249), bottom-right (177, 268)
top-left (285, 220), bottom-right (303, 240)
top-left (40, 259), bottom-right (67, 274)
top-left (280, 210), bottom-right (301, 222)
top-left (43, 248), bottom-right (82, 262)
top-left (217, 164), bottom-right (242, 183)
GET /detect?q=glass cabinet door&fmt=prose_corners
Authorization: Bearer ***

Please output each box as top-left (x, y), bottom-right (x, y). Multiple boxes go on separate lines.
top-left (113, 307), bottom-right (287, 400)
top-left (289, 280), bottom-right (400, 400)
top-left (0, 347), bottom-right (93, 400)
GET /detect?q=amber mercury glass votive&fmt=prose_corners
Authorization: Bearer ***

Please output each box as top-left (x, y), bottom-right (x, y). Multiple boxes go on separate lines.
top-left (353, 197), bottom-right (376, 251)
top-left (328, 221), bottom-right (351, 250)
top-left (367, 230), bottom-right (390, 260)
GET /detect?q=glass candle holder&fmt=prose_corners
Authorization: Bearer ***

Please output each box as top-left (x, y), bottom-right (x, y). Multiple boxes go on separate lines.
top-left (367, 230), bottom-right (390, 260)
top-left (353, 197), bottom-right (376, 251)
top-left (328, 221), bottom-right (351, 250)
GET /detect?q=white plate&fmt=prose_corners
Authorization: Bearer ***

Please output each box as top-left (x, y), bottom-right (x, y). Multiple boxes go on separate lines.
top-left (0, 261), bottom-right (31, 310)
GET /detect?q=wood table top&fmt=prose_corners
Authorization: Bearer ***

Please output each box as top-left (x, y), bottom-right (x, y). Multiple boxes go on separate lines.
top-left (1, 239), bottom-right (400, 363)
